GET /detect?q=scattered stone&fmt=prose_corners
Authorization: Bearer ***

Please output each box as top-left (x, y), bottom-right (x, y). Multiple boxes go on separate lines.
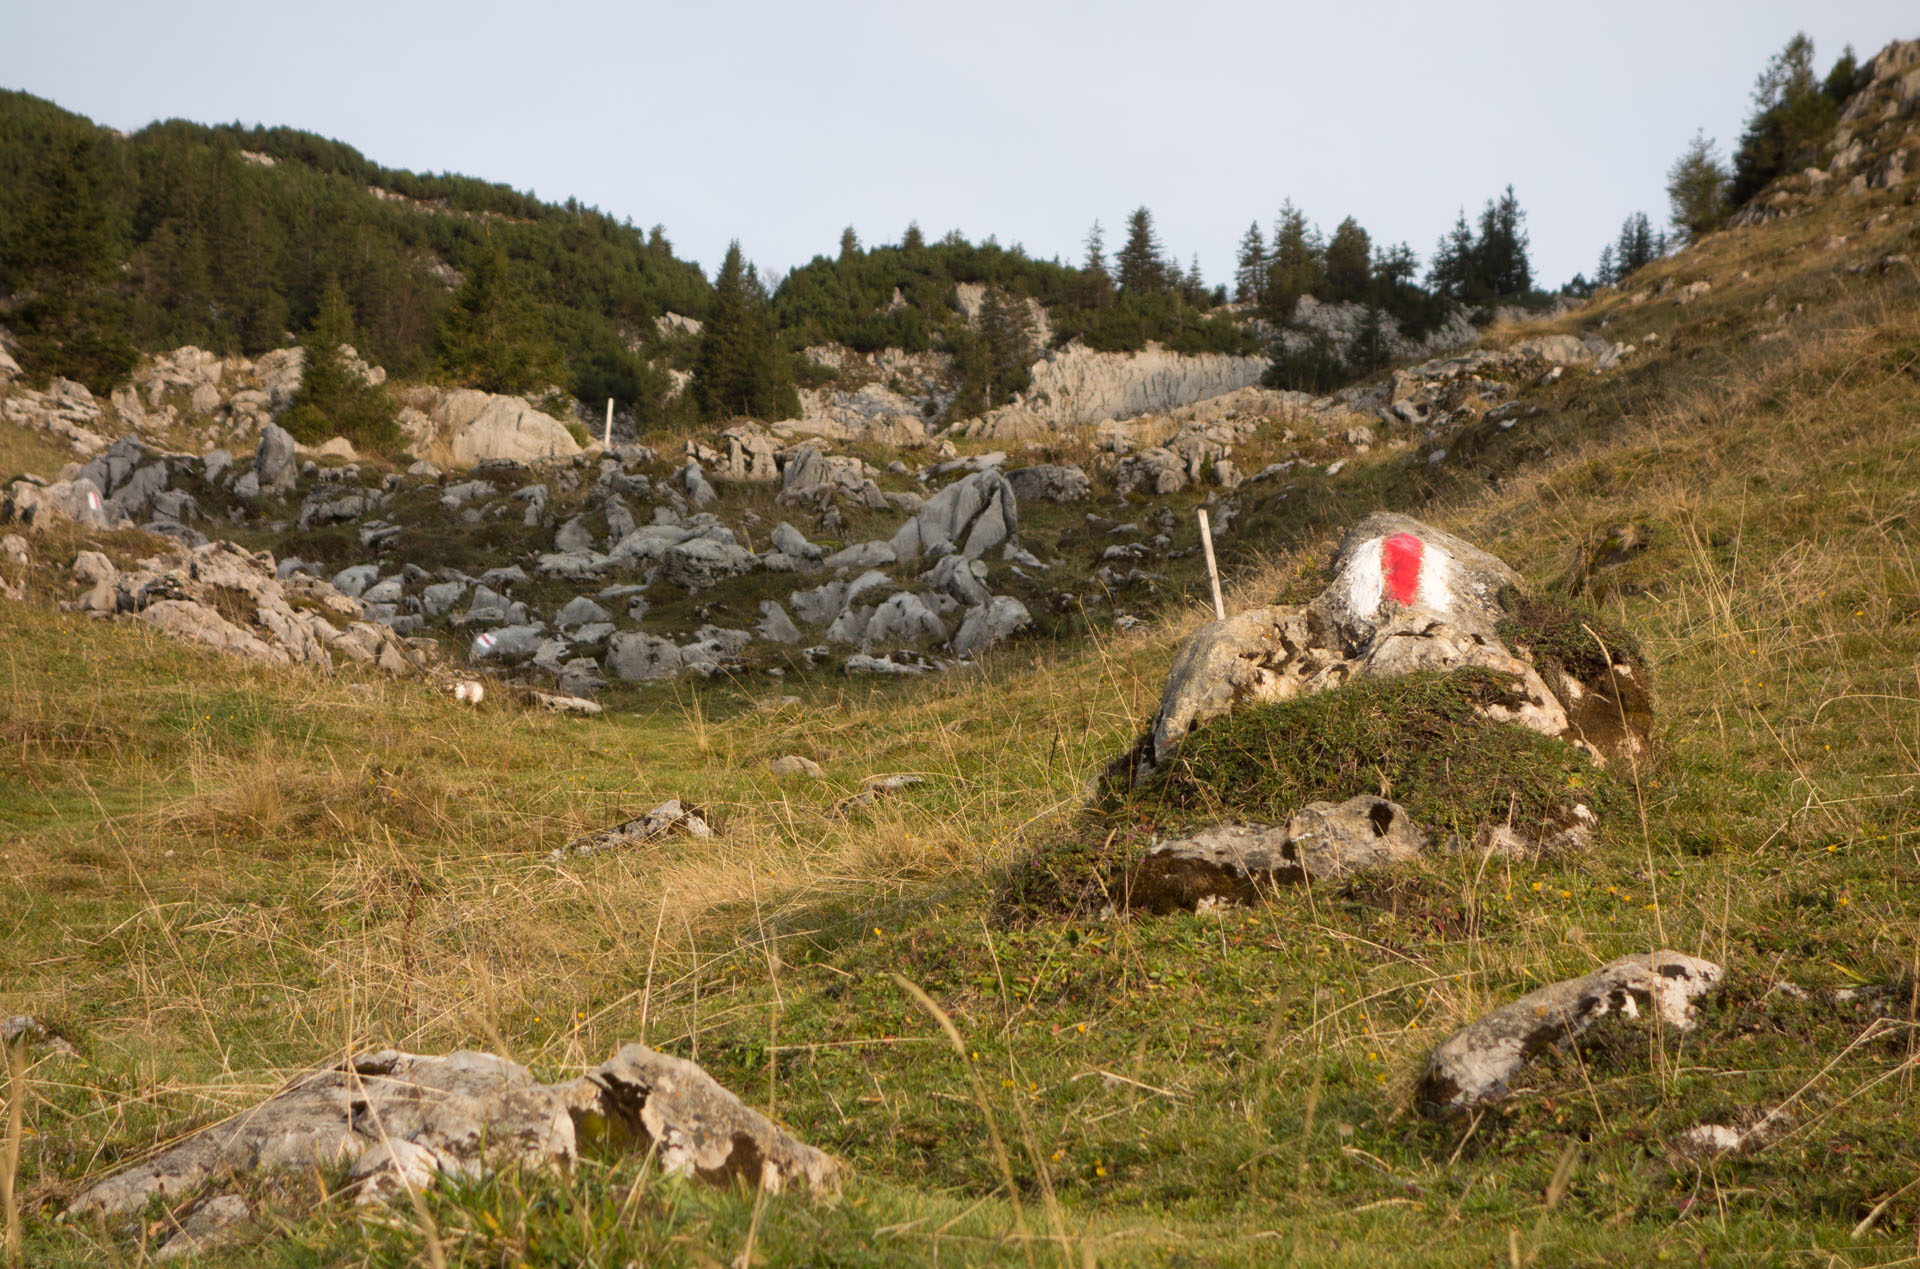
top-left (1672, 1110), bottom-right (1789, 1161)
top-left (1006, 463), bottom-right (1090, 503)
top-left (606, 632), bottom-right (684, 681)
top-left (832, 773), bottom-right (927, 815)
top-left (1417, 951), bottom-right (1723, 1112)
top-left (252, 423), bottom-right (298, 496)
top-left (756, 600), bottom-right (802, 644)
top-left (552, 799), bottom-right (712, 861)
top-left (527, 689), bottom-right (602, 716)
top-left (769, 754), bottom-right (825, 779)
top-left (844, 653), bottom-right (927, 676)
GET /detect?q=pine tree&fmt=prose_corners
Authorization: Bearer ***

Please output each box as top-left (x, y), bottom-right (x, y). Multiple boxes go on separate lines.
top-left (7, 130), bottom-right (137, 390)
top-left (280, 277), bottom-right (397, 448)
top-left (1666, 131), bottom-right (1730, 241)
top-left (1595, 243), bottom-right (1617, 288)
top-left (1614, 212), bottom-right (1655, 277)
top-left (839, 226), bottom-right (860, 261)
top-left (1351, 305), bottom-right (1390, 374)
top-left (1083, 220), bottom-right (1108, 276)
top-left (977, 285), bottom-right (1035, 408)
top-left (693, 241), bottom-right (797, 421)
top-left (1471, 187), bottom-right (1532, 300)
top-left (1116, 206), bottom-right (1166, 294)
top-left (435, 236), bottom-right (565, 396)
top-left (1078, 219), bottom-right (1114, 308)
top-left (1234, 221), bottom-right (1267, 304)
top-left (1261, 201), bottom-right (1323, 323)
top-left (1730, 33), bottom-right (1839, 206)
top-left (902, 221), bottom-right (925, 252)
top-left (1323, 217), bottom-right (1372, 303)
top-left (1427, 210), bottom-right (1475, 301)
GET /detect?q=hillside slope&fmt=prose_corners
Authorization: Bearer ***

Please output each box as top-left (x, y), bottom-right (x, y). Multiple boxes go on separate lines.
top-left (4, 38), bottom-right (1920, 1268)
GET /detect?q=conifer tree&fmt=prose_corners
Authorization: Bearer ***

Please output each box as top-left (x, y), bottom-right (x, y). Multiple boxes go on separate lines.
top-left (1261, 201), bottom-right (1322, 323)
top-left (281, 277), bottom-right (397, 447)
top-left (1614, 212), bottom-right (1656, 277)
top-left (839, 226), bottom-right (860, 260)
top-left (1666, 131), bottom-right (1730, 241)
top-left (693, 241), bottom-right (798, 421)
top-left (902, 221), bottom-right (925, 252)
top-left (1427, 210), bottom-right (1475, 300)
top-left (1472, 187), bottom-right (1532, 300)
top-left (435, 236), bottom-right (565, 396)
top-left (1322, 217), bottom-right (1372, 303)
top-left (1078, 219), bottom-right (1114, 308)
top-left (1730, 33), bottom-right (1839, 206)
top-left (1234, 221), bottom-right (1267, 304)
top-left (1116, 207), bottom-right (1166, 294)
top-left (1595, 243), bottom-right (1617, 288)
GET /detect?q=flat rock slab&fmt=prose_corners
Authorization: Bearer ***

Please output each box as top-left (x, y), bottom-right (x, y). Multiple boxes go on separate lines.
top-left (1129, 796), bottom-right (1426, 913)
top-left (1418, 951), bottom-right (1722, 1112)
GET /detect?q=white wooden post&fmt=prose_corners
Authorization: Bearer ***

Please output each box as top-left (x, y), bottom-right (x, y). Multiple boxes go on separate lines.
top-left (603, 398), bottom-right (614, 448)
top-left (1198, 509), bottom-right (1225, 621)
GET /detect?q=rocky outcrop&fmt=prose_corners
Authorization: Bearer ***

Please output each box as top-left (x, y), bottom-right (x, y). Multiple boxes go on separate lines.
top-left (1143, 513), bottom-right (1586, 773)
top-left (71, 540), bottom-right (429, 677)
top-left (966, 341), bottom-right (1267, 435)
top-left (67, 1041), bottom-right (838, 1219)
top-left (1418, 952), bottom-right (1722, 1112)
top-left (426, 389), bottom-right (583, 467)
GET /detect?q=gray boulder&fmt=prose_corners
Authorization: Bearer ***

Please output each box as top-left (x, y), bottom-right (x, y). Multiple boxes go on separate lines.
top-left (890, 469), bottom-right (1018, 563)
top-left (823, 540), bottom-right (896, 571)
top-left (1419, 952), bottom-right (1722, 1112)
top-left (253, 424), bottom-right (298, 495)
top-left (863, 593), bottom-right (946, 648)
top-left (757, 600), bottom-right (802, 644)
top-left (555, 516), bottom-right (596, 553)
top-left (922, 553), bottom-right (991, 607)
top-left (470, 624), bottom-right (547, 660)
top-left (420, 580), bottom-right (468, 617)
top-left (606, 632), bottom-right (683, 681)
top-left (770, 521), bottom-right (823, 561)
top-left (1144, 512), bottom-right (1574, 772)
top-left (1006, 463), bottom-right (1090, 503)
top-left (949, 595), bottom-right (1031, 656)
top-left (788, 581), bottom-right (848, 626)
top-left (555, 596), bottom-right (611, 630)
top-left (662, 537), bottom-right (754, 588)
top-left (1129, 796), bottom-right (1428, 913)
top-left (682, 461), bottom-right (717, 507)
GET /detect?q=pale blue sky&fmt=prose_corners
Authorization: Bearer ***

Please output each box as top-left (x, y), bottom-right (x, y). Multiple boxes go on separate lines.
top-left (5, 2), bottom-right (1913, 291)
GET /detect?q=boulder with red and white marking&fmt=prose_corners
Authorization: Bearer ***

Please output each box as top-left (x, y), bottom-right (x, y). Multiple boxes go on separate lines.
top-left (1143, 513), bottom-right (1583, 772)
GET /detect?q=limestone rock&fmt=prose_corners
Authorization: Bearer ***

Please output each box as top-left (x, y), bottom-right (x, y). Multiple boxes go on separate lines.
top-left (552, 799), bottom-right (712, 860)
top-left (662, 537), bottom-right (754, 588)
top-left (1418, 951), bottom-right (1722, 1112)
top-left (1006, 463), bottom-right (1091, 503)
top-left (756, 600), bottom-right (802, 644)
top-left (606, 632), bottom-right (684, 681)
top-left (155, 1194), bottom-right (251, 1263)
top-left (432, 390), bottom-right (583, 467)
top-left (950, 595), bottom-right (1031, 656)
top-left (252, 423), bottom-right (298, 495)
top-left (589, 1043), bottom-right (841, 1193)
top-left (1143, 513), bottom-right (1578, 772)
top-left (770, 520), bottom-right (823, 561)
top-left (890, 469), bottom-right (1018, 563)
top-left (1129, 797), bottom-right (1427, 913)
top-left (863, 592), bottom-right (946, 648)
top-left (769, 754), bottom-right (825, 779)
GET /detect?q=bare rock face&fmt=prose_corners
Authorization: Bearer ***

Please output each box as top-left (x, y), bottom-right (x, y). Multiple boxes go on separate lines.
top-left (589, 1044), bottom-right (843, 1193)
top-left (1418, 951), bottom-right (1722, 1112)
top-left (970, 342), bottom-right (1268, 432)
top-left (1143, 514), bottom-right (1601, 774)
top-left (1129, 796), bottom-right (1427, 913)
top-left (68, 1039), bottom-right (838, 1228)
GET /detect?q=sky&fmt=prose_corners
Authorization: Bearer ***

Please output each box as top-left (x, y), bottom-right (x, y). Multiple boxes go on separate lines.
top-left (4, 2), bottom-right (1914, 292)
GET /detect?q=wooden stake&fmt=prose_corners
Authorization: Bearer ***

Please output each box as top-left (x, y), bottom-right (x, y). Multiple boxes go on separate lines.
top-left (603, 398), bottom-right (614, 448)
top-left (1198, 509), bottom-right (1225, 621)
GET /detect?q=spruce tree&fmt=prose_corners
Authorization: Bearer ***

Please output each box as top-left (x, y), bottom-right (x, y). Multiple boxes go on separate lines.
top-left (1234, 221), bottom-right (1267, 304)
top-left (693, 241), bottom-right (797, 421)
top-left (280, 277), bottom-right (397, 448)
top-left (1427, 210), bottom-right (1475, 300)
top-left (1730, 34), bottom-right (1839, 207)
top-left (1471, 187), bottom-right (1531, 300)
top-left (436, 236), bottom-right (565, 396)
top-left (1261, 201), bottom-right (1323, 323)
top-left (1614, 212), bottom-right (1655, 277)
top-left (1322, 217), bottom-right (1372, 303)
top-left (902, 221), bottom-right (925, 252)
top-left (1116, 207), bottom-right (1166, 294)
top-left (1079, 219), bottom-right (1114, 307)
top-left (839, 226), bottom-right (860, 260)
top-left (1595, 243), bottom-right (1617, 288)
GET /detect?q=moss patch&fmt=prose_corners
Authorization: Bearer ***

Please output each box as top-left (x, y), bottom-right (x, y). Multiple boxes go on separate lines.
top-left (1133, 668), bottom-right (1615, 841)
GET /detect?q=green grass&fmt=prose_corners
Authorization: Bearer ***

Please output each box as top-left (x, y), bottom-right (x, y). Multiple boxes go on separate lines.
top-left (7, 193), bottom-right (1920, 1265)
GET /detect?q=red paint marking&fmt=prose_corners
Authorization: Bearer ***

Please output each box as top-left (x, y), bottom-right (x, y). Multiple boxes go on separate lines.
top-left (1382, 534), bottom-right (1424, 606)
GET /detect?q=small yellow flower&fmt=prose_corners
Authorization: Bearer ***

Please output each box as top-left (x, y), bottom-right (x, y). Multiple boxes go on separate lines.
top-left (1531, 881), bottom-right (1543, 892)
top-left (1075, 1023), bottom-right (1086, 1034)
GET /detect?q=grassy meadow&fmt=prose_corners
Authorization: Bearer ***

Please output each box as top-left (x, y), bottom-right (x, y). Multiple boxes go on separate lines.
top-left (4, 197), bottom-right (1920, 1265)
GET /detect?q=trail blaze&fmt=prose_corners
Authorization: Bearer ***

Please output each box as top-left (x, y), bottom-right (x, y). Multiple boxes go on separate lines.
top-left (1382, 533), bottom-right (1424, 606)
